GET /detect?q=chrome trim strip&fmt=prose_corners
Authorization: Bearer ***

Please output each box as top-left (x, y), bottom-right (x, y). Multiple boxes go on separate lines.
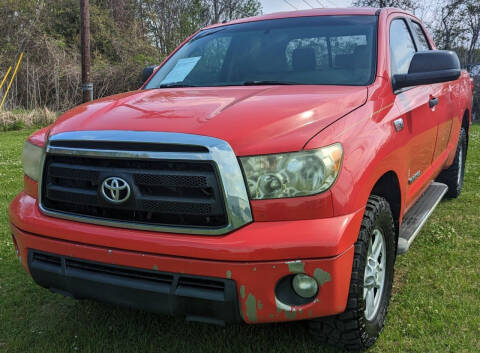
top-left (397, 182), bottom-right (448, 255)
top-left (404, 183), bottom-right (447, 248)
top-left (38, 130), bottom-right (253, 235)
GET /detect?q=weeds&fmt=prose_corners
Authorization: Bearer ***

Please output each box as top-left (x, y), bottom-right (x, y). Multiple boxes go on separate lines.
top-left (0, 109), bottom-right (57, 131)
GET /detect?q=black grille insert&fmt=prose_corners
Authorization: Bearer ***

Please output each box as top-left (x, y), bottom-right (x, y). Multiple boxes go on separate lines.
top-left (32, 252), bottom-right (62, 267)
top-left (49, 140), bottom-right (209, 153)
top-left (41, 154), bottom-right (228, 228)
top-left (66, 258), bottom-right (174, 285)
top-left (30, 250), bottom-right (227, 301)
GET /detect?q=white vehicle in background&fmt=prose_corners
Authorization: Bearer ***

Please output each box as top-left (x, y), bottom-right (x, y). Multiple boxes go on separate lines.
top-left (469, 64), bottom-right (480, 77)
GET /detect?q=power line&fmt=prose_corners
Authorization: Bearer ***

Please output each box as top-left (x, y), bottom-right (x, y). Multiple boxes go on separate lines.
top-left (323, 0), bottom-right (337, 7)
top-left (80, 0), bottom-right (92, 103)
top-left (302, 0), bottom-right (314, 8)
top-left (283, 0), bottom-right (298, 10)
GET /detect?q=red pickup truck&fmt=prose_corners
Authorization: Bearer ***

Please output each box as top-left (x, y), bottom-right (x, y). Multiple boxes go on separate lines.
top-left (10, 8), bottom-right (473, 351)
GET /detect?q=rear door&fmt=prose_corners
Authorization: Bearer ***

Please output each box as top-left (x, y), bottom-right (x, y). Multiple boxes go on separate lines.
top-left (389, 17), bottom-right (438, 206)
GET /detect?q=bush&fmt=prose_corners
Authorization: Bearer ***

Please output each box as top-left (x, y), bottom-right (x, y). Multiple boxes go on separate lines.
top-left (0, 108), bottom-right (58, 131)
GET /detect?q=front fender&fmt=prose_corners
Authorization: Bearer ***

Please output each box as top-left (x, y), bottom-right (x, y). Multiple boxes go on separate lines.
top-left (304, 95), bottom-right (407, 219)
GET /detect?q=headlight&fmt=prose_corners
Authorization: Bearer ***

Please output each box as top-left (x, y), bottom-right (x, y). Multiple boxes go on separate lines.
top-left (240, 143), bottom-right (343, 199)
top-left (22, 141), bottom-right (45, 181)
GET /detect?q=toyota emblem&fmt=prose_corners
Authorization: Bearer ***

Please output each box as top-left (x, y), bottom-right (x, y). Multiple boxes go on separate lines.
top-left (101, 177), bottom-right (131, 204)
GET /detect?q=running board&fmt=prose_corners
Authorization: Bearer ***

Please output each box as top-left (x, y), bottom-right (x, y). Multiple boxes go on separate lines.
top-left (397, 182), bottom-right (448, 255)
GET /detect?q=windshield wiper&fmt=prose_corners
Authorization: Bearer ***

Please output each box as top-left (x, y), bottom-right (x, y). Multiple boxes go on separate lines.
top-left (242, 80), bottom-right (300, 86)
top-left (158, 81), bottom-right (300, 88)
top-left (158, 82), bottom-right (199, 88)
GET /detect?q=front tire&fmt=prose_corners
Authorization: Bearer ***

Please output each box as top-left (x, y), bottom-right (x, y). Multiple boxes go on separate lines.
top-left (436, 127), bottom-right (467, 198)
top-left (309, 196), bottom-right (396, 351)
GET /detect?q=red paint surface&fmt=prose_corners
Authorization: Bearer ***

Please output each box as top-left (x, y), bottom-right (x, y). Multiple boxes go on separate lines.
top-left (27, 126), bottom-right (50, 147)
top-left (48, 85), bottom-right (367, 156)
top-left (10, 193), bottom-right (364, 261)
top-left (9, 8), bottom-right (473, 323)
top-left (251, 191), bottom-right (334, 221)
top-left (23, 175), bottom-right (38, 199)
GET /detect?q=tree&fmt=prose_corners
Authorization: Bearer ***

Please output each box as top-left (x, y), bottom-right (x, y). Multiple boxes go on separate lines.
top-left (205, 0), bottom-right (262, 23)
top-left (432, 1), bottom-right (464, 51)
top-left (0, 0), bottom-right (263, 110)
top-left (462, 0), bottom-right (480, 66)
top-left (352, 0), bottom-right (418, 12)
top-left (432, 0), bottom-right (480, 66)
top-left (139, 0), bottom-right (262, 56)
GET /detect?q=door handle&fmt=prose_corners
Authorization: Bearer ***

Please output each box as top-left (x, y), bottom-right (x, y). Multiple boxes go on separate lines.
top-left (429, 97), bottom-right (439, 108)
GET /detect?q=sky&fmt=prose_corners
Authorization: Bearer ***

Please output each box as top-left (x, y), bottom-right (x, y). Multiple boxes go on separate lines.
top-left (260, 0), bottom-right (353, 14)
top-left (258, 0), bottom-right (436, 28)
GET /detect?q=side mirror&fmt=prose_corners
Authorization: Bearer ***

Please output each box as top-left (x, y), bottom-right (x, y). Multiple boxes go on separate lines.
top-left (142, 65), bottom-right (157, 85)
top-left (393, 50), bottom-right (461, 91)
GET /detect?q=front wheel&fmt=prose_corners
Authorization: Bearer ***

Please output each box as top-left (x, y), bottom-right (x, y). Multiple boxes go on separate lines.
top-left (309, 196), bottom-right (396, 351)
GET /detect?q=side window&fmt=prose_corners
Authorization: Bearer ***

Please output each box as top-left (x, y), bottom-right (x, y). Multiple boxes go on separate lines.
top-left (411, 21), bottom-right (431, 51)
top-left (390, 19), bottom-right (416, 76)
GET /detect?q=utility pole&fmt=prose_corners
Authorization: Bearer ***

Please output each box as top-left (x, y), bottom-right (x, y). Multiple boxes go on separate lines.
top-left (80, 0), bottom-right (93, 102)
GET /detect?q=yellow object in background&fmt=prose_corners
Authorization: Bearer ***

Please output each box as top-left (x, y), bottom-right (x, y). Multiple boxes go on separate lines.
top-left (0, 53), bottom-right (23, 110)
top-left (0, 66), bottom-right (12, 92)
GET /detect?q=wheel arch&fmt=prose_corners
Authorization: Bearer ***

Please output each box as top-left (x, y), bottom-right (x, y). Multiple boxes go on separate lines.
top-left (370, 171), bottom-right (402, 240)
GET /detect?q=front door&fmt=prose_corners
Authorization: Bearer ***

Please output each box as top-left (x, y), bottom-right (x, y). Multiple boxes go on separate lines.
top-left (389, 17), bottom-right (438, 207)
top-left (409, 20), bottom-right (454, 162)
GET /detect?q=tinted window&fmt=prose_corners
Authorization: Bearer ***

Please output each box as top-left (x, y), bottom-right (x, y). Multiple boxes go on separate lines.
top-left (177, 36), bottom-right (232, 84)
top-left (284, 34), bottom-right (370, 75)
top-left (146, 16), bottom-right (378, 88)
top-left (285, 37), bottom-right (329, 69)
top-left (411, 21), bottom-right (430, 51)
top-left (390, 19), bottom-right (416, 75)
top-left (330, 35), bottom-right (368, 69)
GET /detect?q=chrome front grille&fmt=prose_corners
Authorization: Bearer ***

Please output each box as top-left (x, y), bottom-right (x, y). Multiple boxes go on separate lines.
top-left (42, 155), bottom-right (227, 227)
top-left (38, 131), bottom-right (252, 235)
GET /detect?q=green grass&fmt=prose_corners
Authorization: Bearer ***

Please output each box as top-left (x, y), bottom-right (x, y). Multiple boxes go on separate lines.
top-left (1, 126), bottom-right (479, 353)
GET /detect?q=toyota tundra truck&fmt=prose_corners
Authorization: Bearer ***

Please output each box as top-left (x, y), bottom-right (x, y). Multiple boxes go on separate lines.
top-left (9, 8), bottom-right (473, 351)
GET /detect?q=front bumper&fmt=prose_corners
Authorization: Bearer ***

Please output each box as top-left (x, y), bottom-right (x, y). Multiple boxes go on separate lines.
top-left (28, 250), bottom-right (241, 325)
top-left (10, 192), bottom-right (363, 323)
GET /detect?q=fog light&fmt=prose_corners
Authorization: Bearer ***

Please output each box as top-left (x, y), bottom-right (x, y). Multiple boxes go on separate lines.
top-left (292, 274), bottom-right (318, 298)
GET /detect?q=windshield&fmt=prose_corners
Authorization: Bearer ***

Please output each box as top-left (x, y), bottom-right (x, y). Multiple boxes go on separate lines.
top-left (145, 15), bottom-right (378, 88)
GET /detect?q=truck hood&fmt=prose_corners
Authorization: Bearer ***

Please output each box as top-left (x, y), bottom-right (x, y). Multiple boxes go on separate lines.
top-left (50, 86), bottom-right (367, 156)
